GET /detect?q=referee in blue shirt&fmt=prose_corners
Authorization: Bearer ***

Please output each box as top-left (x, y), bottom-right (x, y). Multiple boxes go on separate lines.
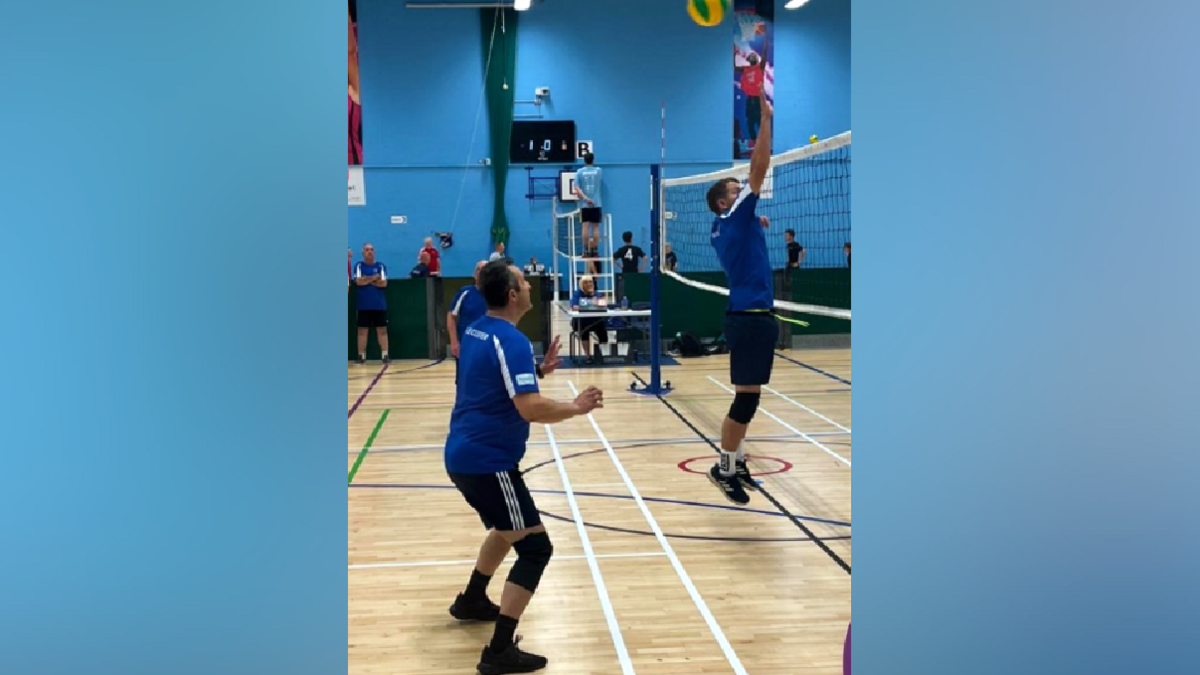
top-left (444, 260), bottom-right (604, 674)
top-left (705, 93), bottom-right (774, 506)
top-left (447, 260), bottom-right (488, 382)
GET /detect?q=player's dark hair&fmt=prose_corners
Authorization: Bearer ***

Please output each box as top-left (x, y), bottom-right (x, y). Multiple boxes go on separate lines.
top-left (785, 229), bottom-right (795, 237)
top-left (583, 153), bottom-right (595, 165)
top-left (706, 178), bottom-right (739, 215)
top-left (622, 231), bottom-right (633, 244)
top-left (844, 242), bottom-right (851, 249)
top-left (480, 260), bottom-right (518, 309)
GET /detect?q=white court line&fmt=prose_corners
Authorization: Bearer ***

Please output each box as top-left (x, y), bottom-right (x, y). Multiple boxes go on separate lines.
top-left (708, 376), bottom-right (852, 468)
top-left (545, 425), bottom-right (636, 675)
top-left (349, 551), bottom-right (665, 570)
top-left (763, 385), bottom-right (852, 434)
top-left (567, 381), bottom-right (749, 675)
top-left (354, 432), bottom-right (850, 453)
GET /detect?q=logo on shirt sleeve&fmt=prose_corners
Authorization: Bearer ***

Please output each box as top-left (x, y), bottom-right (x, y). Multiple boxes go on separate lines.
top-left (516, 373), bottom-right (536, 386)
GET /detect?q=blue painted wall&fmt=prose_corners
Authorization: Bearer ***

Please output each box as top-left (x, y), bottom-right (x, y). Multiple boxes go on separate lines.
top-left (349, 0), bottom-right (850, 276)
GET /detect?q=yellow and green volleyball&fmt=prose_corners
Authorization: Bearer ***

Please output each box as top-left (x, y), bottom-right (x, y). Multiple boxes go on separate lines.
top-left (687, 0), bottom-right (729, 27)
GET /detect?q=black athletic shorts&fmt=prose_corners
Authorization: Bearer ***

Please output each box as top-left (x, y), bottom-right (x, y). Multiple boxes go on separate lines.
top-left (725, 312), bottom-right (777, 386)
top-left (356, 309), bottom-right (388, 328)
top-left (449, 469), bottom-right (542, 531)
top-left (581, 206), bottom-right (602, 223)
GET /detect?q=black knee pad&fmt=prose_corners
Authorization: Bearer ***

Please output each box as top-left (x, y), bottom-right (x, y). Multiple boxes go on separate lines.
top-left (728, 392), bottom-right (761, 425)
top-left (507, 532), bottom-right (554, 592)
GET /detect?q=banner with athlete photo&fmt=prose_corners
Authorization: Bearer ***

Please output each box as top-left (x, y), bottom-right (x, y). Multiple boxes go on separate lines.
top-left (349, 0), bottom-right (363, 167)
top-left (349, 0), bottom-right (365, 205)
top-left (733, 0), bottom-right (774, 160)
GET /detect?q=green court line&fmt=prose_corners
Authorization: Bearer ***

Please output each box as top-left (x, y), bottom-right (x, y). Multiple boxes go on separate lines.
top-left (348, 409), bottom-right (389, 485)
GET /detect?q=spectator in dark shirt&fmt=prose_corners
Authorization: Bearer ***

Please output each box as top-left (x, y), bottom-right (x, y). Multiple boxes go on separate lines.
top-left (785, 229), bottom-right (805, 268)
top-left (844, 242), bottom-right (851, 268)
top-left (410, 251), bottom-right (432, 278)
top-left (664, 243), bottom-right (678, 272)
top-left (613, 231), bottom-right (646, 274)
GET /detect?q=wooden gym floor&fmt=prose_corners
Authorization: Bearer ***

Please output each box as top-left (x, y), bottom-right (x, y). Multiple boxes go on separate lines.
top-left (349, 314), bottom-right (851, 674)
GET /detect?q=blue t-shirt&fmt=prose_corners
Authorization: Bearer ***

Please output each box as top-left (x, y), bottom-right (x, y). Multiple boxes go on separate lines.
top-left (569, 289), bottom-right (601, 309)
top-left (450, 284), bottom-right (488, 341)
top-left (444, 315), bottom-right (540, 473)
top-left (711, 183), bottom-right (773, 312)
top-left (575, 166), bottom-right (603, 208)
top-left (354, 261), bottom-right (388, 311)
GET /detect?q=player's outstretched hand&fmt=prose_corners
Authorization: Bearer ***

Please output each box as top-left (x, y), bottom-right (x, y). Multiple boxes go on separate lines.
top-left (573, 386), bottom-right (604, 415)
top-left (541, 336), bottom-right (563, 375)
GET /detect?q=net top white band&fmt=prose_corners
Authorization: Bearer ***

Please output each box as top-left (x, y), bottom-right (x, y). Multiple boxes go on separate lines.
top-left (662, 131), bottom-right (851, 187)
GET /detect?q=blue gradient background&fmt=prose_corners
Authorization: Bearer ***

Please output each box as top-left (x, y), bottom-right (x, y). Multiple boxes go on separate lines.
top-left (857, 0), bottom-right (1200, 672)
top-left (0, 1), bottom-right (345, 674)
top-left (2, 0), bottom-right (1199, 672)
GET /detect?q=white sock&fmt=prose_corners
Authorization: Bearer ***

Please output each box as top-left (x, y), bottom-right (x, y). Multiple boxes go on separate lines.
top-left (381, 351), bottom-right (388, 359)
top-left (735, 445), bottom-right (745, 464)
top-left (719, 451), bottom-right (735, 476)
top-left (359, 353), bottom-right (366, 360)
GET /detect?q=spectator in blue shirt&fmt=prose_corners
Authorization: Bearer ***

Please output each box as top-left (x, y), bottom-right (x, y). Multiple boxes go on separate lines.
top-left (353, 243), bottom-right (389, 365)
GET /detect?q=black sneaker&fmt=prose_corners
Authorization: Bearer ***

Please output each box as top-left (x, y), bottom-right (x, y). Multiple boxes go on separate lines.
top-left (449, 593), bottom-right (500, 622)
top-left (735, 460), bottom-right (758, 491)
top-left (477, 636), bottom-right (548, 674)
top-left (382, 355), bottom-right (391, 365)
top-left (355, 355), bottom-right (366, 365)
top-left (708, 464), bottom-right (750, 505)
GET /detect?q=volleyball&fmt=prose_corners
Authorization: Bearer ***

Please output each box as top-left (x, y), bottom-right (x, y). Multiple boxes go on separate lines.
top-left (687, 0), bottom-right (729, 27)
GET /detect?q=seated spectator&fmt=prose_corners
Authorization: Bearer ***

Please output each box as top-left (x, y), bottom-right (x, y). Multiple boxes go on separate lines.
top-left (570, 276), bottom-right (607, 364)
top-left (524, 256), bottom-right (546, 276)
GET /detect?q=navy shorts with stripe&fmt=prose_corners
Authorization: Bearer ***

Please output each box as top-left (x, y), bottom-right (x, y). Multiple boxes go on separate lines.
top-left (725, 312), bottom-right (777, 386)
top-left (448, 469), bottom-right (542, 531)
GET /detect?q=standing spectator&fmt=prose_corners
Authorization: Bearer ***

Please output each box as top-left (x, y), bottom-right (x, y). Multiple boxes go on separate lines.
top-left (353, 243), bottom-right (389, 365)
top-left (785, 229), bottom-right (806, 268)
top-left (411, 251), bottom-right (432, 278)
top-left (664, 243), bottom-right (678, 272)
top-left (613, 231), bottom-right (646, 301)
top-left (489, 241), bottom-right (509, 263)
top-left (419, 237), bottom-right (441, 276)
top-left (844, 242), bottom-right (851, 268)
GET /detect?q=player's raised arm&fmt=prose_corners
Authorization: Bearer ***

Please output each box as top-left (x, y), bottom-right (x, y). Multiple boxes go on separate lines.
top-left (747, 95), bottom-right (772, 195)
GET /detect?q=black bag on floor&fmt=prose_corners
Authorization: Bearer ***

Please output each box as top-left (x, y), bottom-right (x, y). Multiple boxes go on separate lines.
top-left (673, 331), bottom-right (707, 358)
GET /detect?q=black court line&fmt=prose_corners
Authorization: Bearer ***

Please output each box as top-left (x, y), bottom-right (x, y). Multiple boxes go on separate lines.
top-left (632, 372), bottom-right (851, 576)
top-left (774, 352), bottom-right (851, 386)
top-left (387, 358), bottom-right (445, 376)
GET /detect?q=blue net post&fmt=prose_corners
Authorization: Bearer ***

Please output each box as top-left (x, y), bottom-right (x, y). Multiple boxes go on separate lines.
top-left (635, 164), bottom-right (671, 396)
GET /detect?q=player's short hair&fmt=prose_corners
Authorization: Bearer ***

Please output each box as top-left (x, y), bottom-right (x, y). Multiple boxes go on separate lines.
top-left (622, 231), bottom-right (633, 244)
top-left (480, 260), bottom-right (518, 309)
top-left (785, 229), bottom-right (795, 237)
top-left (706, 178), bottom-right (739, 215)
top-left (583, 152), bottom-right (595, 165)
top-left (844, 242), bottom-right (851, 249)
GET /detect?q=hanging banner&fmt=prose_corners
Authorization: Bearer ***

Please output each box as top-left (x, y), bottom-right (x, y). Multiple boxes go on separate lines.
top-left (349, 1), bottom-right (366, 206)
top-left (733, 0), bottom-right (774, 160)
top-left (349, 0), bottom-right (364, 167)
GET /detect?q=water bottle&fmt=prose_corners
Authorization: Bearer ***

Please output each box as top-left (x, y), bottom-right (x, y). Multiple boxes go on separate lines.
top-left (621, 296), bottom-right (629, 310)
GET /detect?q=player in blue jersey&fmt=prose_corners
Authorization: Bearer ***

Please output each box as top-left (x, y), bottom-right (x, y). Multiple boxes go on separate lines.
top-left (447, 260), bottom-right (489, 383)
top-left (444, 260), bottom-right (604, 674)
top-left (705, 94), bottom-right (774, 506)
